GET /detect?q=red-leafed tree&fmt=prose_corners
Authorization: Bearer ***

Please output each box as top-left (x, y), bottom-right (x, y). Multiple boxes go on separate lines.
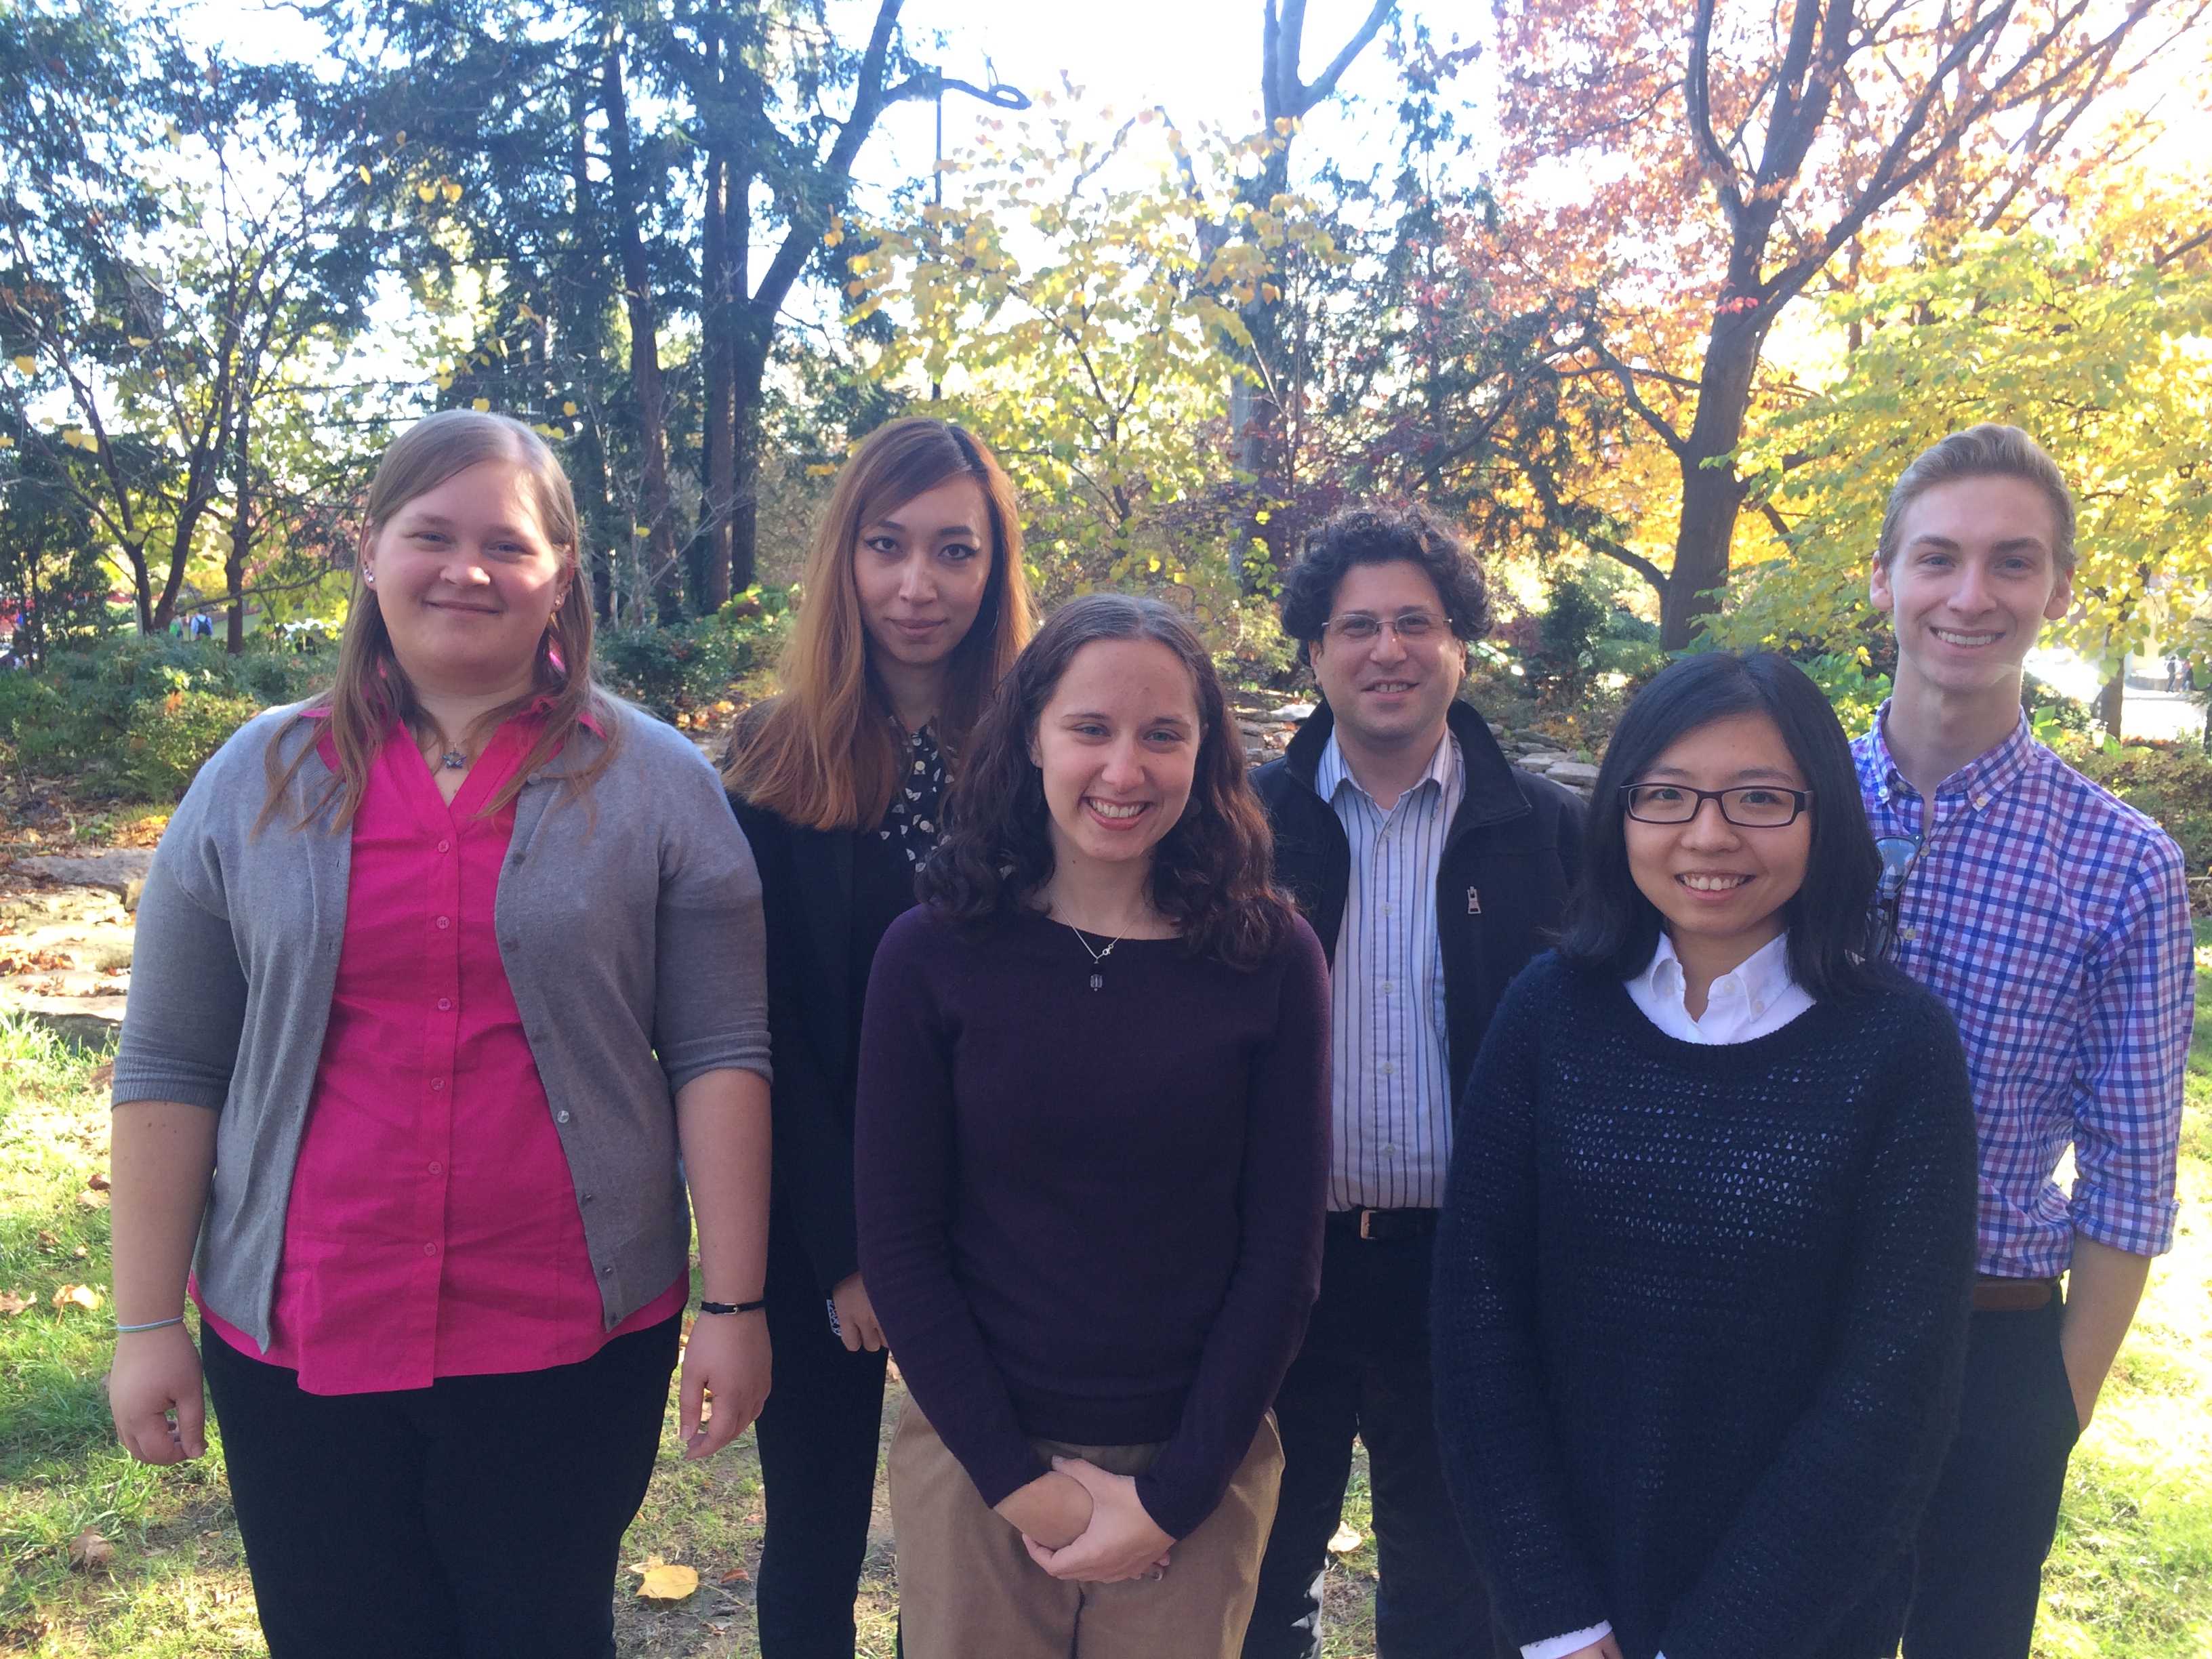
top-left (1490, 0), bottom-right (2201, 646)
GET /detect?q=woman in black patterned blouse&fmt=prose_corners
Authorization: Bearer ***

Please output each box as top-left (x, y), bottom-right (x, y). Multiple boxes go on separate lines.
top-left (724, 417), bottom-right (1034, 1656)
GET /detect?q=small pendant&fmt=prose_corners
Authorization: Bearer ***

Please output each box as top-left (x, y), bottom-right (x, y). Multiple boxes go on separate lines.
top-left (1089, 972), bottom-right (1104, 991)
top-left (442, 748), bottom-right (468, 771)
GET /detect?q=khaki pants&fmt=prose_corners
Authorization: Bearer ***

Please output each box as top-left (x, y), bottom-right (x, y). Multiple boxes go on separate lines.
top-left (888, 1397), bottom-right (1284, 1659)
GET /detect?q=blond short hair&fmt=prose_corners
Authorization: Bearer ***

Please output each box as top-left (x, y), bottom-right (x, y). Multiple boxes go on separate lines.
top-left (1877, 424), bottom-right (2077, 571)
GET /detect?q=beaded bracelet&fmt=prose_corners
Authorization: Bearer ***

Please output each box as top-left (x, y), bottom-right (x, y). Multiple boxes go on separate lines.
top-left (697, 1298), bottom-right (767, 1315)
top-left (115, 1315), bottom-right (186, 1334)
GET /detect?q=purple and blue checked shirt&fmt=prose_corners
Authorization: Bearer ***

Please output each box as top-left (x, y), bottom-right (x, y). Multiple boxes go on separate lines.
top-left (1854, 707), bottom-right (2194, 1278)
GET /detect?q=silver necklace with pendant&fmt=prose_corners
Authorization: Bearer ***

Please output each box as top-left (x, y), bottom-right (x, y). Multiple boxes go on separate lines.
top-left (1066, 922), bottom-right (1126, 991)
top-left (428, 726), bottom-right (468, 771)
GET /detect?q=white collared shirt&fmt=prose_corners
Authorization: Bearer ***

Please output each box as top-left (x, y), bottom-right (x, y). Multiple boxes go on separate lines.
top-left (1316, 729), bottom-right (1465, 1210)
top-left (1624, 929), bottom-right (1814, 1045)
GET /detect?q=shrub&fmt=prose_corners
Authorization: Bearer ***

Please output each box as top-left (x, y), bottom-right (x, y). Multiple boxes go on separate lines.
top-left (0, 634), bottom-right (333, 800)
top-left (2053, 736), bottom-right (2212, 878)
top-left (2024, 672), bottom-right (2093, 743)
top-left (596, 621), bottom-right (758, 722)
top-left (1799, 651), bottom-right (1893, 739)
top-left (592, 589), bottom-right (796, 721)
top-left (116, 691), bottom-right (263, 800)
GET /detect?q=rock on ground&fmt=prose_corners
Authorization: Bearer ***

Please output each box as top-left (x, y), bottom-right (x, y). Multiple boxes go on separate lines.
top-left (16, 849), bottom-right (157, 909)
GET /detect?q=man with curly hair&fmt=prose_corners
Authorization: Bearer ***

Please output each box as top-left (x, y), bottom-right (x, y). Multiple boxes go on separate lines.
top-left (1245, 504), bottom-right (1585, 1659)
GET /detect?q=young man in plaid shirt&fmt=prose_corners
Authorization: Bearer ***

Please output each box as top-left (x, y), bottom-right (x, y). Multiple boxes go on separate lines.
top-left (1856, 425), bottom-right (2194, 1659)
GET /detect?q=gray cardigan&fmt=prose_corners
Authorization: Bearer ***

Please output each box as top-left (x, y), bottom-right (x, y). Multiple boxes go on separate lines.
top-left (113, 699), bottom-right (771, 1351)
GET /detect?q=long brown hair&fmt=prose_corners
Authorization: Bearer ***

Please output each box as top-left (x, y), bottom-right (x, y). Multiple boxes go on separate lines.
top-left (260, 409), bottom-right (610, 832)
top-left (920, 595), bottom-right (1294, 971)
top-left (724, 417), bottom-right (1033, 830)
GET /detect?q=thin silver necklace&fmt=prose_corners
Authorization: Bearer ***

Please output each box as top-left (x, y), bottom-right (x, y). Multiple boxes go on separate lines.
top-left (1065, 922), bottom-right (1126, 992)
top-left (423, 726), bottom-right (470, 771)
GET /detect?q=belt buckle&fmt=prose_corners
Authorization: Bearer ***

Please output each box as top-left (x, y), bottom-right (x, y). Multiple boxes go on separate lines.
top-left (1359, 1209), bottom-right (1376, 1241)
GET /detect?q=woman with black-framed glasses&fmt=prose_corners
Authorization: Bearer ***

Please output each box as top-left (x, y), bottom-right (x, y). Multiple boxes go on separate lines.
top-left (1431, 651), bottom-right (1980, 1659)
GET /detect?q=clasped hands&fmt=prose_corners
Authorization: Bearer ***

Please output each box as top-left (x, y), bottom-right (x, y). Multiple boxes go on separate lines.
top-left (993, 1457), bottom-right (1174, 1583)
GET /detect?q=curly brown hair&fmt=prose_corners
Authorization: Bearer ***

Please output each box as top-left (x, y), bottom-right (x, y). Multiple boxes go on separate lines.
top-left (919, 594), bottom-right (1294, 971)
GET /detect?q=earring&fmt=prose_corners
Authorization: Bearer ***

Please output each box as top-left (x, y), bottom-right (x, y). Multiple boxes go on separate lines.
top-left (363, 572), bottom-right (375, 585)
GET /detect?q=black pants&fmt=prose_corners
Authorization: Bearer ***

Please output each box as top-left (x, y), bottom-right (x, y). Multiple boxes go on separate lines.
top-left (1904, 1296), bottom-right (2081, 1659)
top-left (202, 1313), bottom-right (680, 1659)
top-left (753, 1202), bottom-right (890, 1658)
top-left (1244, 1221), bottom-right (1493, 1659)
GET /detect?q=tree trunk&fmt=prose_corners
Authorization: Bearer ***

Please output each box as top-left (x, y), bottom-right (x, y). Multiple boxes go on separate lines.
top-left (226, 400), bottom-right (250, 653)
top-left (564, 69), bottom-right (616, 623)
top-left (699, 34), bottom-right (739, 613)
top-left (1657, 311), bottom-right (1767, 649)
top-left (726, 147), bottom-right (758, 596)
top-left (128, 543), bottom-right (153, 634)
top-left (2098, 668), bottom-right (2125, 737)
top-left (602, 41), bottom-right (680, 624)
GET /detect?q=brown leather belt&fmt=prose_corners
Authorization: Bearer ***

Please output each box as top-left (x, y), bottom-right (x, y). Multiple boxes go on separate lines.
top-left (1973, 1274), bottom-right (2059, 1313)
top-left (1328, 1208), bottom-right (1439, 1244)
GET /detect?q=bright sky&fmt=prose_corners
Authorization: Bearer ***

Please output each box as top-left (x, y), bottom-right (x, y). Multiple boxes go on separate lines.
top-left (171, 0), bottom-right (1433, 411)
top-left (187, 0), bottom-right (1429, 196)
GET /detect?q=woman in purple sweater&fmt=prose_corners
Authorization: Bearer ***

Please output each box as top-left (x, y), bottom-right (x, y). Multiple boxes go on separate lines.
top-left (855, 595), bottom-right (1331, 1658)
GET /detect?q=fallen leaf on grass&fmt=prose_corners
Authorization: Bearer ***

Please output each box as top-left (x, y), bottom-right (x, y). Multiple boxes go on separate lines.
top-left (0, 1291), bottom-right (31, 1317)
top-left (52, 1284), bottom-right (102, 1312)
top-left (1326, 1522), bottom-right (1363, 1553)
top-left (637, 1563), bottom-right (699, 1601)
top-left (77, 1188), bottom-right (108, 1208)
top-left (87, 1172), bottom-right (110, 1191)
top-left (718, 1565), bottom-right (751, 1584)
top-left (89, 1061), bottom-right (115, 1088)
top-left (68, 1530), bottom-right (114, 1571)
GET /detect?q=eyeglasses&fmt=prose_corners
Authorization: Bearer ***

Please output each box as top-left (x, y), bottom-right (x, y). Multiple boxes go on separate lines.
top-left (1320, 609), bottom-right (1450, 646)
top-left (1866, 834), bottom-right (1925, 961)
top-left (1619, 783), bottom-right (1811, 827)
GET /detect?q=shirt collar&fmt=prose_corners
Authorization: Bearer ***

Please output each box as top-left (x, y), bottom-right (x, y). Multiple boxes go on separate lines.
top-left (1316, 726), bottom-right (1458, 811)
top-left (1635, 928), bottom-right (1799, 1008)
top-left (1866, 699), bottom-right (2034, 810)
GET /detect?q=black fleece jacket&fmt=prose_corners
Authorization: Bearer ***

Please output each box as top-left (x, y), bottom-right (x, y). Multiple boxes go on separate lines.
top-left (1250, 698), bottom-right (1586, 1109)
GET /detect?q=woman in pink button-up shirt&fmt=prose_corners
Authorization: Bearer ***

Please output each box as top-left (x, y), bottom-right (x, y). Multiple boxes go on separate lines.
top-left (106, 411), bottom-right (775, 1659)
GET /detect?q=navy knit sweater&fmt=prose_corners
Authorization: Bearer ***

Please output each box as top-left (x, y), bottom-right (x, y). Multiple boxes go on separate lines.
top-left (1433, 952), bottom-right (1978, 1659)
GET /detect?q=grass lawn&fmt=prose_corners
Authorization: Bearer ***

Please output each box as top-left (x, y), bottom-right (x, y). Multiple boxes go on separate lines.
top-left (5, 966), bottom-right (2210, 1658)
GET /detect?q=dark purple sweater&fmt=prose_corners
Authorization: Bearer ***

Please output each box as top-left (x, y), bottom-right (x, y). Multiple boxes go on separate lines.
top-left (855, 904), bottom-right (1331, 1540)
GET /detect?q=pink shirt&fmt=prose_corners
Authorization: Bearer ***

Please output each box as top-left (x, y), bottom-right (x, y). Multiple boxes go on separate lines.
top-left (200, 715), bottom-right (684, 1393)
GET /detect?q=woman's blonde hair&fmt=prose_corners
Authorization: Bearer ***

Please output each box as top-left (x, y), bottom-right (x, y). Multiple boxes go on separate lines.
top-left (260, 409), bottom-right (611, 832)
top-left (726, 417), bottom-right (1033, 830)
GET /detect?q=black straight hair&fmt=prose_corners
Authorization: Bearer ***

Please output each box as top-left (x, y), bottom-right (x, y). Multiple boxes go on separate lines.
top-left (1557, 650), bottom-right (1882, 1002)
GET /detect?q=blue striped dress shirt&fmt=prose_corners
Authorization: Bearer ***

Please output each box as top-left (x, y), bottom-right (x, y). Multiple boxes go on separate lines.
top-left (1316, 730), bottom-right (1467, 1212)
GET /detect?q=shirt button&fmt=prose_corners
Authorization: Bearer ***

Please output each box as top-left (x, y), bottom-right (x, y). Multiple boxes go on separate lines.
top-left (1380, 981), bottom-right (1395, 994)
top-left (1381, 903), bottom-right (1394, 916)
top-left (1382, 828), bottom-right (1395, 841)
top-left (436, 839), bottom-right (450, 853)
top-left (428, 1162), bottom-right (443, 1174)
top-left (1753, 1000), bottom-right (1766, 1014)
top-left (600, 1264), bottom-right (613, 1276)
top-left (436, 916), bottom-right (451, 930)
top-left (422, 1242), bottom-right (438, 1256)
top-left (1900, 926), bottom-right (1917, 941)
top-left (430, 1078), bottom-right (445, 1090)
top-left (1380, 1061), bottom-right (1395, 1076)
top-left (1380, 1143), bottom-right (1399, 1156)
top-left (557, 1109), bottom-right (571, 1124)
